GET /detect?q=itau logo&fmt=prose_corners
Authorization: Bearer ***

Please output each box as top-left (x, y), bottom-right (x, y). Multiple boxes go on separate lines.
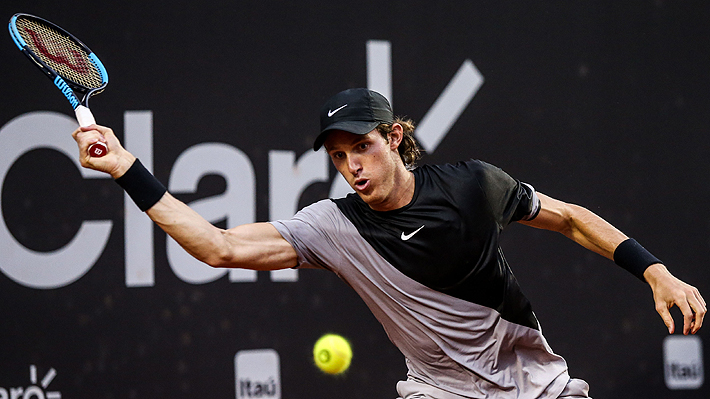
top-left (664, 336), bottom-right (704, 390)
top-left (234, 349), bottom-right (281, 398)
top-left (0, 365), bottom-right (61, 398)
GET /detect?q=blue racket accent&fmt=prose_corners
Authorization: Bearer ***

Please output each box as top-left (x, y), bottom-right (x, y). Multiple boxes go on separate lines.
top-left (9, 12), bottom-right (109, 142)
top-left (89, 52), bottom-right (108, 84)
top-left (8, 15), bottom-right (25, 49)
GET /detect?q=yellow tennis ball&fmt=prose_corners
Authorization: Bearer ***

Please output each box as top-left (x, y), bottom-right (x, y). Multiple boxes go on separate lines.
top-left (313, 334), bottom-right (352, 375)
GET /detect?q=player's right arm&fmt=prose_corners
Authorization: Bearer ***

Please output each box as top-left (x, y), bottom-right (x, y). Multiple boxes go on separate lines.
top-left (148, 194), bottom-right (298, 270)
top-left (520, 192), bottom-right (706, 335)
top-left (72, 124), bottom-right (299, 271)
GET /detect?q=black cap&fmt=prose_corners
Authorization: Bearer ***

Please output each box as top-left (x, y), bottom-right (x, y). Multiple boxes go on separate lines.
top-left (314, 88), bottom-right (393, 150)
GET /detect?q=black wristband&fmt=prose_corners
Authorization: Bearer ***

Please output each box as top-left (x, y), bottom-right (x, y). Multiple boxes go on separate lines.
top-left (613, 238), bottom-right (662, 281)
top-left (115, 159), bottom-right (167, 212)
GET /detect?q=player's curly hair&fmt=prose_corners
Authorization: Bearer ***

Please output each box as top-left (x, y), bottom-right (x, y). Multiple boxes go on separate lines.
top-left (376, 117), bottom-right (422, 170)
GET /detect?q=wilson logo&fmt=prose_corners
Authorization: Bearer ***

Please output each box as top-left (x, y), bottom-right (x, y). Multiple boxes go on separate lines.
top-left (53, 76), bottom-right (79, 108)
top-left (25, 27), bottom-right (90, 74)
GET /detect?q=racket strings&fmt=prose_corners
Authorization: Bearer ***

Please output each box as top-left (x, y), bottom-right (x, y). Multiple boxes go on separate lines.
top-left (16, 17), bottom-right (104, 90)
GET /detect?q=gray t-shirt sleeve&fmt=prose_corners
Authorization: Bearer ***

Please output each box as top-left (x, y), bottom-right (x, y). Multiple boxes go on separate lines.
top-left (269, 199), bottom-right (340, 271)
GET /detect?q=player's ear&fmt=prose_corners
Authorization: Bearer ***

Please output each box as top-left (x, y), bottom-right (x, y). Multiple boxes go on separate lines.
top-left (388, 123), bottom-right (404, 150)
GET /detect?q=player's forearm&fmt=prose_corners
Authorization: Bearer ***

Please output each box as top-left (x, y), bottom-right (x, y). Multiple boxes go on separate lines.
top-left (561, 203), bottom-right (628, 260)
top-left (530, 194), bottom-right (667, 281)
top-left (113, 158), bottom-right (298, 270)
top-left (112, 157), bottom-right (232, 266)
top-left (524, 193), bottom-right (627, 259)
top-left (147, 192), bottom-right (233, 266)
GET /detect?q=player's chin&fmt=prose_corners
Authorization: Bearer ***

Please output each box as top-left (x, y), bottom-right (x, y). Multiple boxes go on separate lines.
top-left (358, 192), bottom-right (390, 211)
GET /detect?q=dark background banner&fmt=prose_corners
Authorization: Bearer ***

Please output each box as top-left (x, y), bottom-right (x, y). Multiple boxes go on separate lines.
top-left (1, 1), bottom-right (708, 398)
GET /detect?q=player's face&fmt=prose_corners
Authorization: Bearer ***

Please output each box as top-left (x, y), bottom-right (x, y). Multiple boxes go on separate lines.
top-left (325, 129), bottom-right (408, 211)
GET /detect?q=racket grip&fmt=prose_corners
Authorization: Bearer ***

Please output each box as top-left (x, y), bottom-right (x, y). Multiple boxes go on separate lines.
top-left (75, 105), bottom-right (96, 127)
top-left (75, 105), bottom-right (107, 157)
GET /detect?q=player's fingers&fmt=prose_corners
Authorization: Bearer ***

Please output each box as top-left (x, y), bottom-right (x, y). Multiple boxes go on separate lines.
top-left (691, 311), bottom-right (704, 335)
top-left (80, 124), bottom-right (108, 143)
top-left (690, 292), bottom-right (706, 334)
top-left (83, 124), bottom-right (125, 149)
top-left (656, 304), bottom-right (675, 334)
top-left (696, 289), bottom-right (707, 308)
top-left (79, 123), bottom-right (111, 134)
top-left (73, 129), bottom-right (106, 163)
top-left (74, 128), bottom-right (100, 148)
top-left (676, 297), bottom-right (696, 335)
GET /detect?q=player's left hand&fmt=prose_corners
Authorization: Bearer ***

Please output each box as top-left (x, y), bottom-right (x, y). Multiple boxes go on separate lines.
top-left (644, 263), bottom-right (706, 335)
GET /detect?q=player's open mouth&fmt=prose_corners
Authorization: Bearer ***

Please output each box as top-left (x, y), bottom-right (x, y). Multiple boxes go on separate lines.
top-left (354, 179), bottom-right (370, 191)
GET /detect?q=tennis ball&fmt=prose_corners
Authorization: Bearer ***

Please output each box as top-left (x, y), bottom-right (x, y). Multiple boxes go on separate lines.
top-left (313, 334), bottom-right (352, 375)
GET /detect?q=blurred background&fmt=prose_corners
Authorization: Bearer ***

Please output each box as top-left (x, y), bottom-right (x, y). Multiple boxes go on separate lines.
top-left (0, 1), bottom-right (708, 398)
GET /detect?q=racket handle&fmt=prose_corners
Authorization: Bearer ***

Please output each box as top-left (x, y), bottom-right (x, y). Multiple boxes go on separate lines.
top-left (75, 105), bottom-right (107, 158)
top-left (75, 105), bottom-right (95, 127)
top-left (88, 142), bottom-right (108, 157)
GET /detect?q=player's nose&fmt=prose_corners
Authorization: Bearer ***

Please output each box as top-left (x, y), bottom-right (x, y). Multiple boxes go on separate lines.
top-left (346, 154), bottom-right (362, 176)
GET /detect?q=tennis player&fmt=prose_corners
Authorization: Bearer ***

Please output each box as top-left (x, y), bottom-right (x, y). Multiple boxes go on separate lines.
top-left (73, 88), bottom-right (705, 398)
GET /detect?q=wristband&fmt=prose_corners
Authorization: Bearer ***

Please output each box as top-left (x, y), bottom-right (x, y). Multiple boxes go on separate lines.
top-left (613, 238), bottom-right (662, 281)
top-left (115, 159), bottom-right (167, 211)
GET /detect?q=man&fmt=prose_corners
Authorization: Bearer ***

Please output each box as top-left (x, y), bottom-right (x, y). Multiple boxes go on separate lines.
top-left (73, 88), bottom-right (705, 398)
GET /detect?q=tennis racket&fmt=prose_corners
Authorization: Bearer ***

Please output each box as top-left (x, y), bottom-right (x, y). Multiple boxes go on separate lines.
top-left (8, 13), bottom-right (109, 157)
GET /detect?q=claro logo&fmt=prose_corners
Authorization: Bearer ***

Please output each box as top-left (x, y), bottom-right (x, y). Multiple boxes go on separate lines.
top-left (0, 365), bottom-right (61, 399)
top-left (0, 40), bottom-right (483, 290)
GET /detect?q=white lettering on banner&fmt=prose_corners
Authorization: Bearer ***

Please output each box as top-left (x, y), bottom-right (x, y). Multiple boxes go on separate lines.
top-left (415, 59), bottom-right (484, 153)
top-left (0, 112), bottom-right (112, 289)
top-left (0, 40), bottom-right (482, 289)
top-left (0, 365), bottom-right (62, 399)
top-left (125, 111), bottom-right (156, 287)
top-left (268, 150), bottom-right (329, 281)
top-left (167, 143), bottom-right (257, 284)
top-left (367, 40), bottom-right (392, 106)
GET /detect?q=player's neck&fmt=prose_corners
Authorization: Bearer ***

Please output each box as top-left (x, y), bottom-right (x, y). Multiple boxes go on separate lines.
top-left (370, 168), bottom-right (415, 212)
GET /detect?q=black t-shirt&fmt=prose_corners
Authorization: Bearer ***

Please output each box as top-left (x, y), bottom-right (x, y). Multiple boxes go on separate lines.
top-left (334, 160), bottom-right (541, 329)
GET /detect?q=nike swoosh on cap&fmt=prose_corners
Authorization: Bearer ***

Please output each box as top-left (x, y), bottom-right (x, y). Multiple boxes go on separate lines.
top-left (327, 104), bottom-right (348, 117)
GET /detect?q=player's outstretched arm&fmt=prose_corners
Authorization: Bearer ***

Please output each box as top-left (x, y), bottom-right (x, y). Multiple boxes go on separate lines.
top-left (147, 195), bottom-right (298, 270)
top-left (72, 125), bottom-right (298, 271)
top-left (519, 192), bottom-right (706, 335)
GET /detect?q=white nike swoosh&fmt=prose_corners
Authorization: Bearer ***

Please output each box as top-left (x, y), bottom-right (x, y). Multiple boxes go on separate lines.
top-left (400, 225), bottom-right (425, 241)
top-left (327, 104), bottom-right (348, 117)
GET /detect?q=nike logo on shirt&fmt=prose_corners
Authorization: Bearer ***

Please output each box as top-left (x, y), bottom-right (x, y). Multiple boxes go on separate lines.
top-left (401, 225), bottom-right (425, 241)
top-left (327, 104), bottom-right (348, 117)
